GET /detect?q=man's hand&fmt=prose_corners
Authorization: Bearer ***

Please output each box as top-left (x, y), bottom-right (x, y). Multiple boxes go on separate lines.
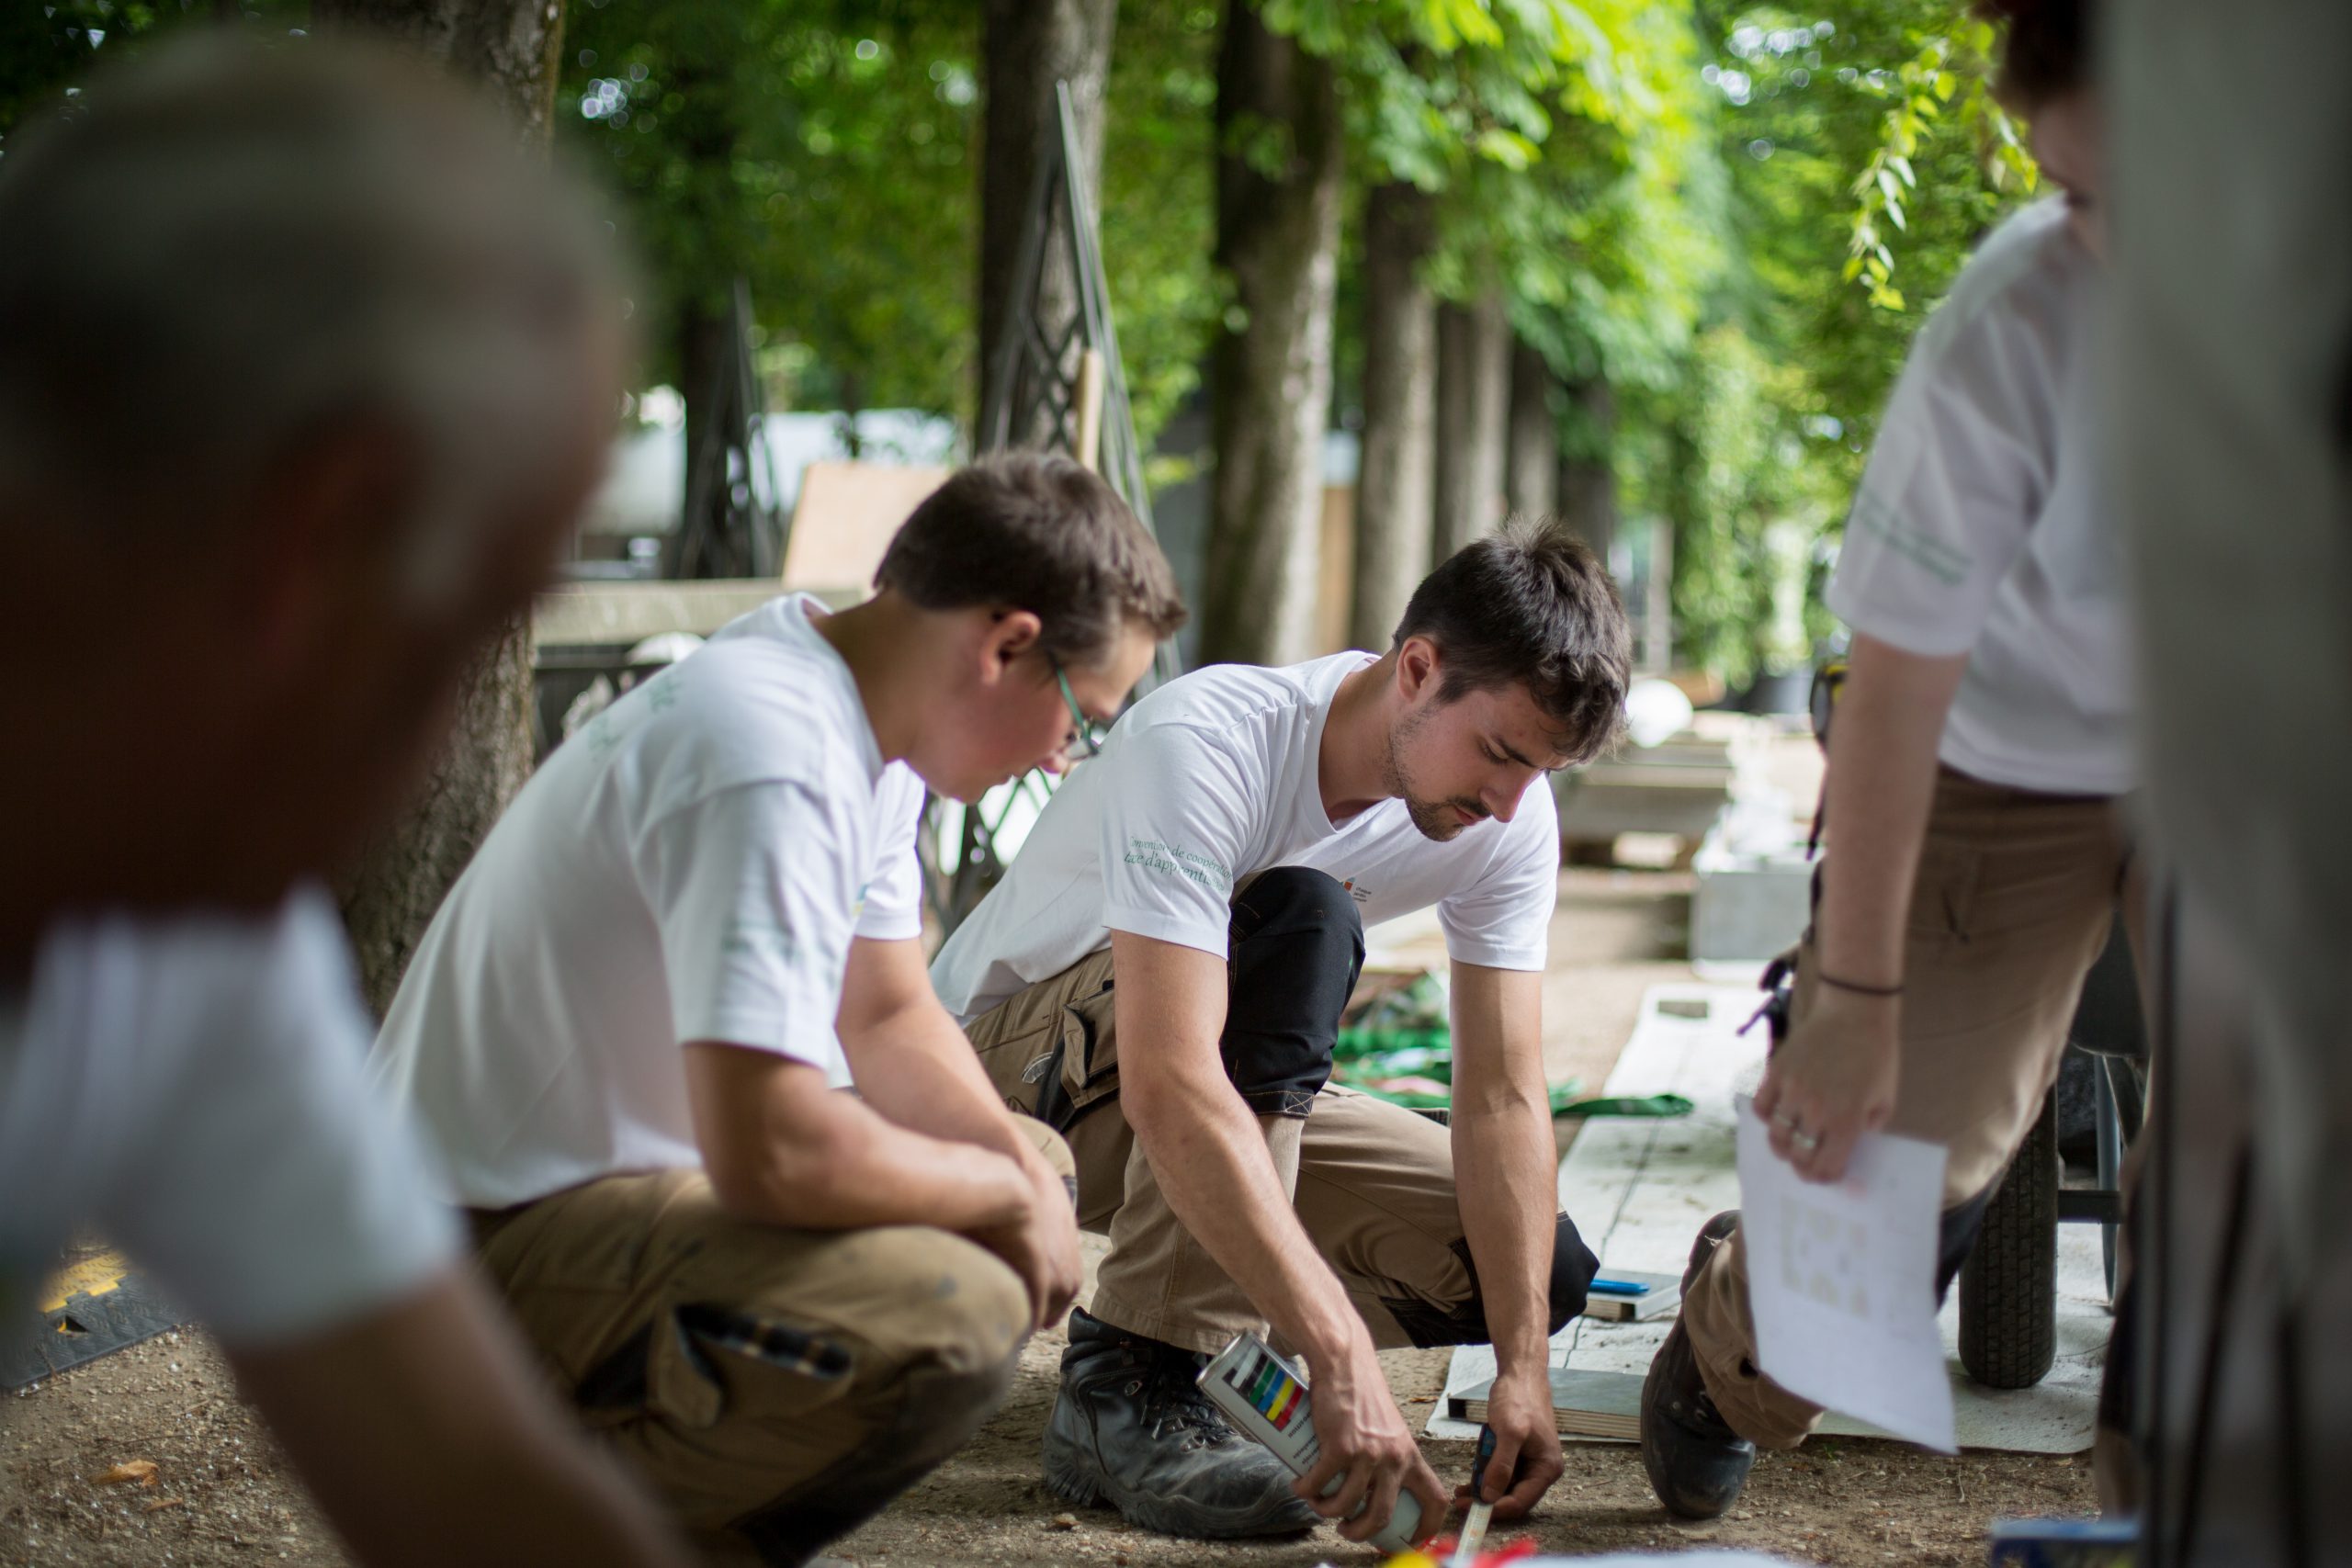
top-left (1751, 985), bottom-right (1901, 1182)
top-left (1290, 1331), bottom-right (1450, 1545)
top-left (970, 1166), bottom-right (1083, 1332)
top-left (1453, 1365), bottom-right (1563, 1521)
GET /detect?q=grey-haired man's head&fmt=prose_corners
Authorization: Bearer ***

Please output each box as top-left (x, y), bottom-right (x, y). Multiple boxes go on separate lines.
top-left (0, 39), bottom-right (626, 915)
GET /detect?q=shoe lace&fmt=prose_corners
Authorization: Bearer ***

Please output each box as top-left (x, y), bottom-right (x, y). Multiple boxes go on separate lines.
top-left (1131, 1348), bottom-right (1238, 1452)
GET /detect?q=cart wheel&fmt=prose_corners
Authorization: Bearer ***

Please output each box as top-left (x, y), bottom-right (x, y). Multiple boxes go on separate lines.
top-left (1959, 1093), bottom-right (2060, 1389)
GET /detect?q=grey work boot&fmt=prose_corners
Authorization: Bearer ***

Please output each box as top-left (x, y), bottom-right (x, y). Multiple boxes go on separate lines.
top-left (1640, 1211), bottom-right (1758, 1520)
top-left (1042, 1309), bottom-right (1319, 1540)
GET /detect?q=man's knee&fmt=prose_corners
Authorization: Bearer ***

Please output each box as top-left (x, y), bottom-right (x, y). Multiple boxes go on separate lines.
top-left (1382, 1214), bottom-right (1601, 1348)
top-left (1223, 868), bottom-right (1363, 1118)
top-left (1546, 1213), bottom-right (1601, 1333)
top-left (872, 1231), bottom-right (1034, 1374)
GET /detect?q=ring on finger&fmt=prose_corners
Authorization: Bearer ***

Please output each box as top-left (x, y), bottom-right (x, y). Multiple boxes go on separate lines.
top-left (1791, 1131), bottom-right (1821, 1152)
top-left (1770, 1110), bottom-right (1798, 1131)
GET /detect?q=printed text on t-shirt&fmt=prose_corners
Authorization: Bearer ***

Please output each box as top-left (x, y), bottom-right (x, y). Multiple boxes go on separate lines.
top-left (1124, 838), bottom-right (1231, 893)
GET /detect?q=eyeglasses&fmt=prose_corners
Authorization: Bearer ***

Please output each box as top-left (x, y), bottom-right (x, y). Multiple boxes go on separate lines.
top-left (1055, 661), bottom-right (1113, 763)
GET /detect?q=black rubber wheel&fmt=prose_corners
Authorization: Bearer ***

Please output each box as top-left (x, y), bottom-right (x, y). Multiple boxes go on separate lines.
top-left (1958, 1092), bottom-right (2060, 1389)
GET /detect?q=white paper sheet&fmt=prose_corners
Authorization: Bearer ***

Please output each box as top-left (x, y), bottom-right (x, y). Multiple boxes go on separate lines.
top-left (1734, 1095), bottom-right (1956, 1452)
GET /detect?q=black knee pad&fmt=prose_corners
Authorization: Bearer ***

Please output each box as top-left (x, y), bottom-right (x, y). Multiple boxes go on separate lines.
top-left (1221, 868), bottom-right (1363, 1118)
top-left (1547, 1213), bottom-right (1601, 1333)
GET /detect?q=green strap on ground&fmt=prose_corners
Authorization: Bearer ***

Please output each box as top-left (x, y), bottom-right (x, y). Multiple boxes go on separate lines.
top-left (1332, 1010), bottom-right (1693, 1121)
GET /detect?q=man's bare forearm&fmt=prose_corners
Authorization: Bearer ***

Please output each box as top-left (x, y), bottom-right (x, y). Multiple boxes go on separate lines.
top-left (839, 939), bottom-right (1062, 1188)
top-left (1452, 1091), bottom-right (1555, 1377)
top-left (724, 1103), bottom-right (1033, 1233)
top-left (1110, 931), bottom-right (1365, 1359)
top-left (684, 1043), bottom-right (1031, 1234)
top-left (1815, 635), bottom-right (1972, 983)
top-left (1125, 1070), bottom-right (1364, 1356)
top-left (1448, 964), bottom-right (1556, 1381)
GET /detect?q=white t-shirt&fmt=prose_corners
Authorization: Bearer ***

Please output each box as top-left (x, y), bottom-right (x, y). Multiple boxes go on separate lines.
top-left (1827, 197), bottom-right (2134, 795)
top-left (0, 894), bottom-right (455, 1348)
top-left (368, 594), bottom-right (929, 1210)
top-left (931, 652), bottom-right (1560, 1023)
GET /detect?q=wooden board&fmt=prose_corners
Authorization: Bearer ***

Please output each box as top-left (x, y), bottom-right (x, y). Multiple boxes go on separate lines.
top-left (783, 460), bottom-right (956, 595)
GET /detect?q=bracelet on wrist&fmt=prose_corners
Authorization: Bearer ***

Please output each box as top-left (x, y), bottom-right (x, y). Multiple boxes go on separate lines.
top-left (1815, 970), bottom-right (1903, 998)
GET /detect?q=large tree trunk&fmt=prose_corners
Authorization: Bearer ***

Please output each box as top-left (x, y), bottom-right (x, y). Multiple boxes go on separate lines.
top-left (314, 0), bottom-right (565, 1018)
top-left (979, 0), bottom-right (1117, 440)
top-left (1505, 337), bottom-right (1557, 522)
top-left (1351, 181), bottom-right (1436, 651)
top-left (1199, 3), bottom-right (1341, 667)
top-left (1431, 289), bottom-right (1509, 562)
top-left (1556, 375), bottom-right (1618, 563)
top-left (311, 0), bottom-right (564, 141)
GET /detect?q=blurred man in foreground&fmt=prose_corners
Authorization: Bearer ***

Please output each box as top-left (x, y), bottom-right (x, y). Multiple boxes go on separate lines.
top-left (0, 40), bottom-right (686, 1568)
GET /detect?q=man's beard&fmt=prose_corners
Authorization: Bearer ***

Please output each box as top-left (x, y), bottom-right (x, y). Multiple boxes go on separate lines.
top-left (1381, 710), bottom-right (1490, 843)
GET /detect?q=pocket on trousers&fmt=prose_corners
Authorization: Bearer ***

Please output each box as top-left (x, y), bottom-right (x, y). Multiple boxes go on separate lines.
top-left (636, 1303), bottom-right (853, 1432)
top-left (1905, 841), bottom-right (1983, 945)
top-left (1052, 980), bottom-right (1123, 1130)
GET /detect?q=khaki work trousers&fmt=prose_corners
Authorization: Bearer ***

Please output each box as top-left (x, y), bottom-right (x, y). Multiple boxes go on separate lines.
top-left (963, 944), bottom-right (1590, 1359)
top-left (1682, 766), bottom-right (2140, 1449)
top-left (468, 1121), bottom-right (1073, 1567)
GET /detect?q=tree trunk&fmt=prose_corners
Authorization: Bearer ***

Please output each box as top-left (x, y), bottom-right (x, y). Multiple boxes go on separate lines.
top-left (979, 0), bottom-right (1117, 441)
top-left (1351, 181), bottom-right (1435, 651)
top-left (657, 49), bottom-right (741, 561)
top-left (1556, 375), bottom-right (1618, 563)
top-left (311, 0), bottom-right (565, 142)
top-left (1505, 337), bottom-right (1557, 522)
top-left (1199, 3), bottom-right (1341, 668)
top-left (673, 293), bottom-right (731, 576)
top-left (1431, 289), bottom-right (1509, 562)
top-left (314, 0), bottom-right (565, 1018)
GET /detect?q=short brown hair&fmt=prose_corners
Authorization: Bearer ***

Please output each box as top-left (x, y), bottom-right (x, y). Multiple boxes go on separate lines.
top-left (874, 452), bottom-right (1187, 667)
top-left (1976, 0), bottom-right (2094, 112)
top-left (1393, 517), bottom-right (1630, 765)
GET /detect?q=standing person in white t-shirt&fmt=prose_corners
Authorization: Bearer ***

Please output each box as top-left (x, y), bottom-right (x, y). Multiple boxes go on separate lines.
top-left (368, 454), bottom-right (1186, 1566)
top-left (0, 42), bottom-right (690, 1568)
top-left (1640, 0), bottom-right (2133, 1522)
top-left (933, 521), bottom-right (1631, 1545)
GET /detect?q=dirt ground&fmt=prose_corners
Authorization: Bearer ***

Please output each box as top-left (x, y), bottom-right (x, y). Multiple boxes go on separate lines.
top-left (0, 869), bottom-right (2098, 1565)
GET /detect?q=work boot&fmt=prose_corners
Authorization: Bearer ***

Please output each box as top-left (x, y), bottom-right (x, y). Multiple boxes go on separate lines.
top-left (1641, 1211), bottom-right (1758, 1519)
top-left (1043, 1309), bottom-right (1318, 1540)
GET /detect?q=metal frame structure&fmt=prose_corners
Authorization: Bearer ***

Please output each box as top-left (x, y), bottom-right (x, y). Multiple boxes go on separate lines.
top-left (923, 81), bottom-right (1182, 937)
top-left (667, 277), bottom-right (787, 582)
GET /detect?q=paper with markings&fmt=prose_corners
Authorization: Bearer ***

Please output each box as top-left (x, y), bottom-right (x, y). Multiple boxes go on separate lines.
top-left (1735, 1094), bottom-right (1956, 1451)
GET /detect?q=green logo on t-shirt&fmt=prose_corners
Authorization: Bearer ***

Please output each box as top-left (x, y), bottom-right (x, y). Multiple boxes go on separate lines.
top-left (720, 920), bottom-right (799, 965)
top-left (1124, 838), bottom-right (1230, 893)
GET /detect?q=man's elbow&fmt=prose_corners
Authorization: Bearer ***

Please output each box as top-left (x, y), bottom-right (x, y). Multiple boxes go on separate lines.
top-left (1122, 1066), bottom-right (1230, 1150)
top-left (1118, 1066), bottom-right (1181, 1145)
top-left (1451, 1079), bottom-right (1548, 1122)
top-left (703, 1133), bottom-right (861, 1230)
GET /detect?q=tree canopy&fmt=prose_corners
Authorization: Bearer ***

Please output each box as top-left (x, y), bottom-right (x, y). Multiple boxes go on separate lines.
top-left (7, 0), bottom-right (2045, 689)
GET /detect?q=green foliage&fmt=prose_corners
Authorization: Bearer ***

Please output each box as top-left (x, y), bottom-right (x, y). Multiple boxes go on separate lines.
top-left (0, 2), bottom-right (302, 150)
top-left (1097, 5), bottom-right (1222, 451)
top-left (560, 0), bottom-right (1227, 456)
top-left (1840, 15), bottom-right (2034, 313)
top-left (1618, 0), bottom-right (2042, 684)
top-left (560, 0), bottom-right (979, 419)
top-left (1623, 325), bottom-right (1839, 688)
